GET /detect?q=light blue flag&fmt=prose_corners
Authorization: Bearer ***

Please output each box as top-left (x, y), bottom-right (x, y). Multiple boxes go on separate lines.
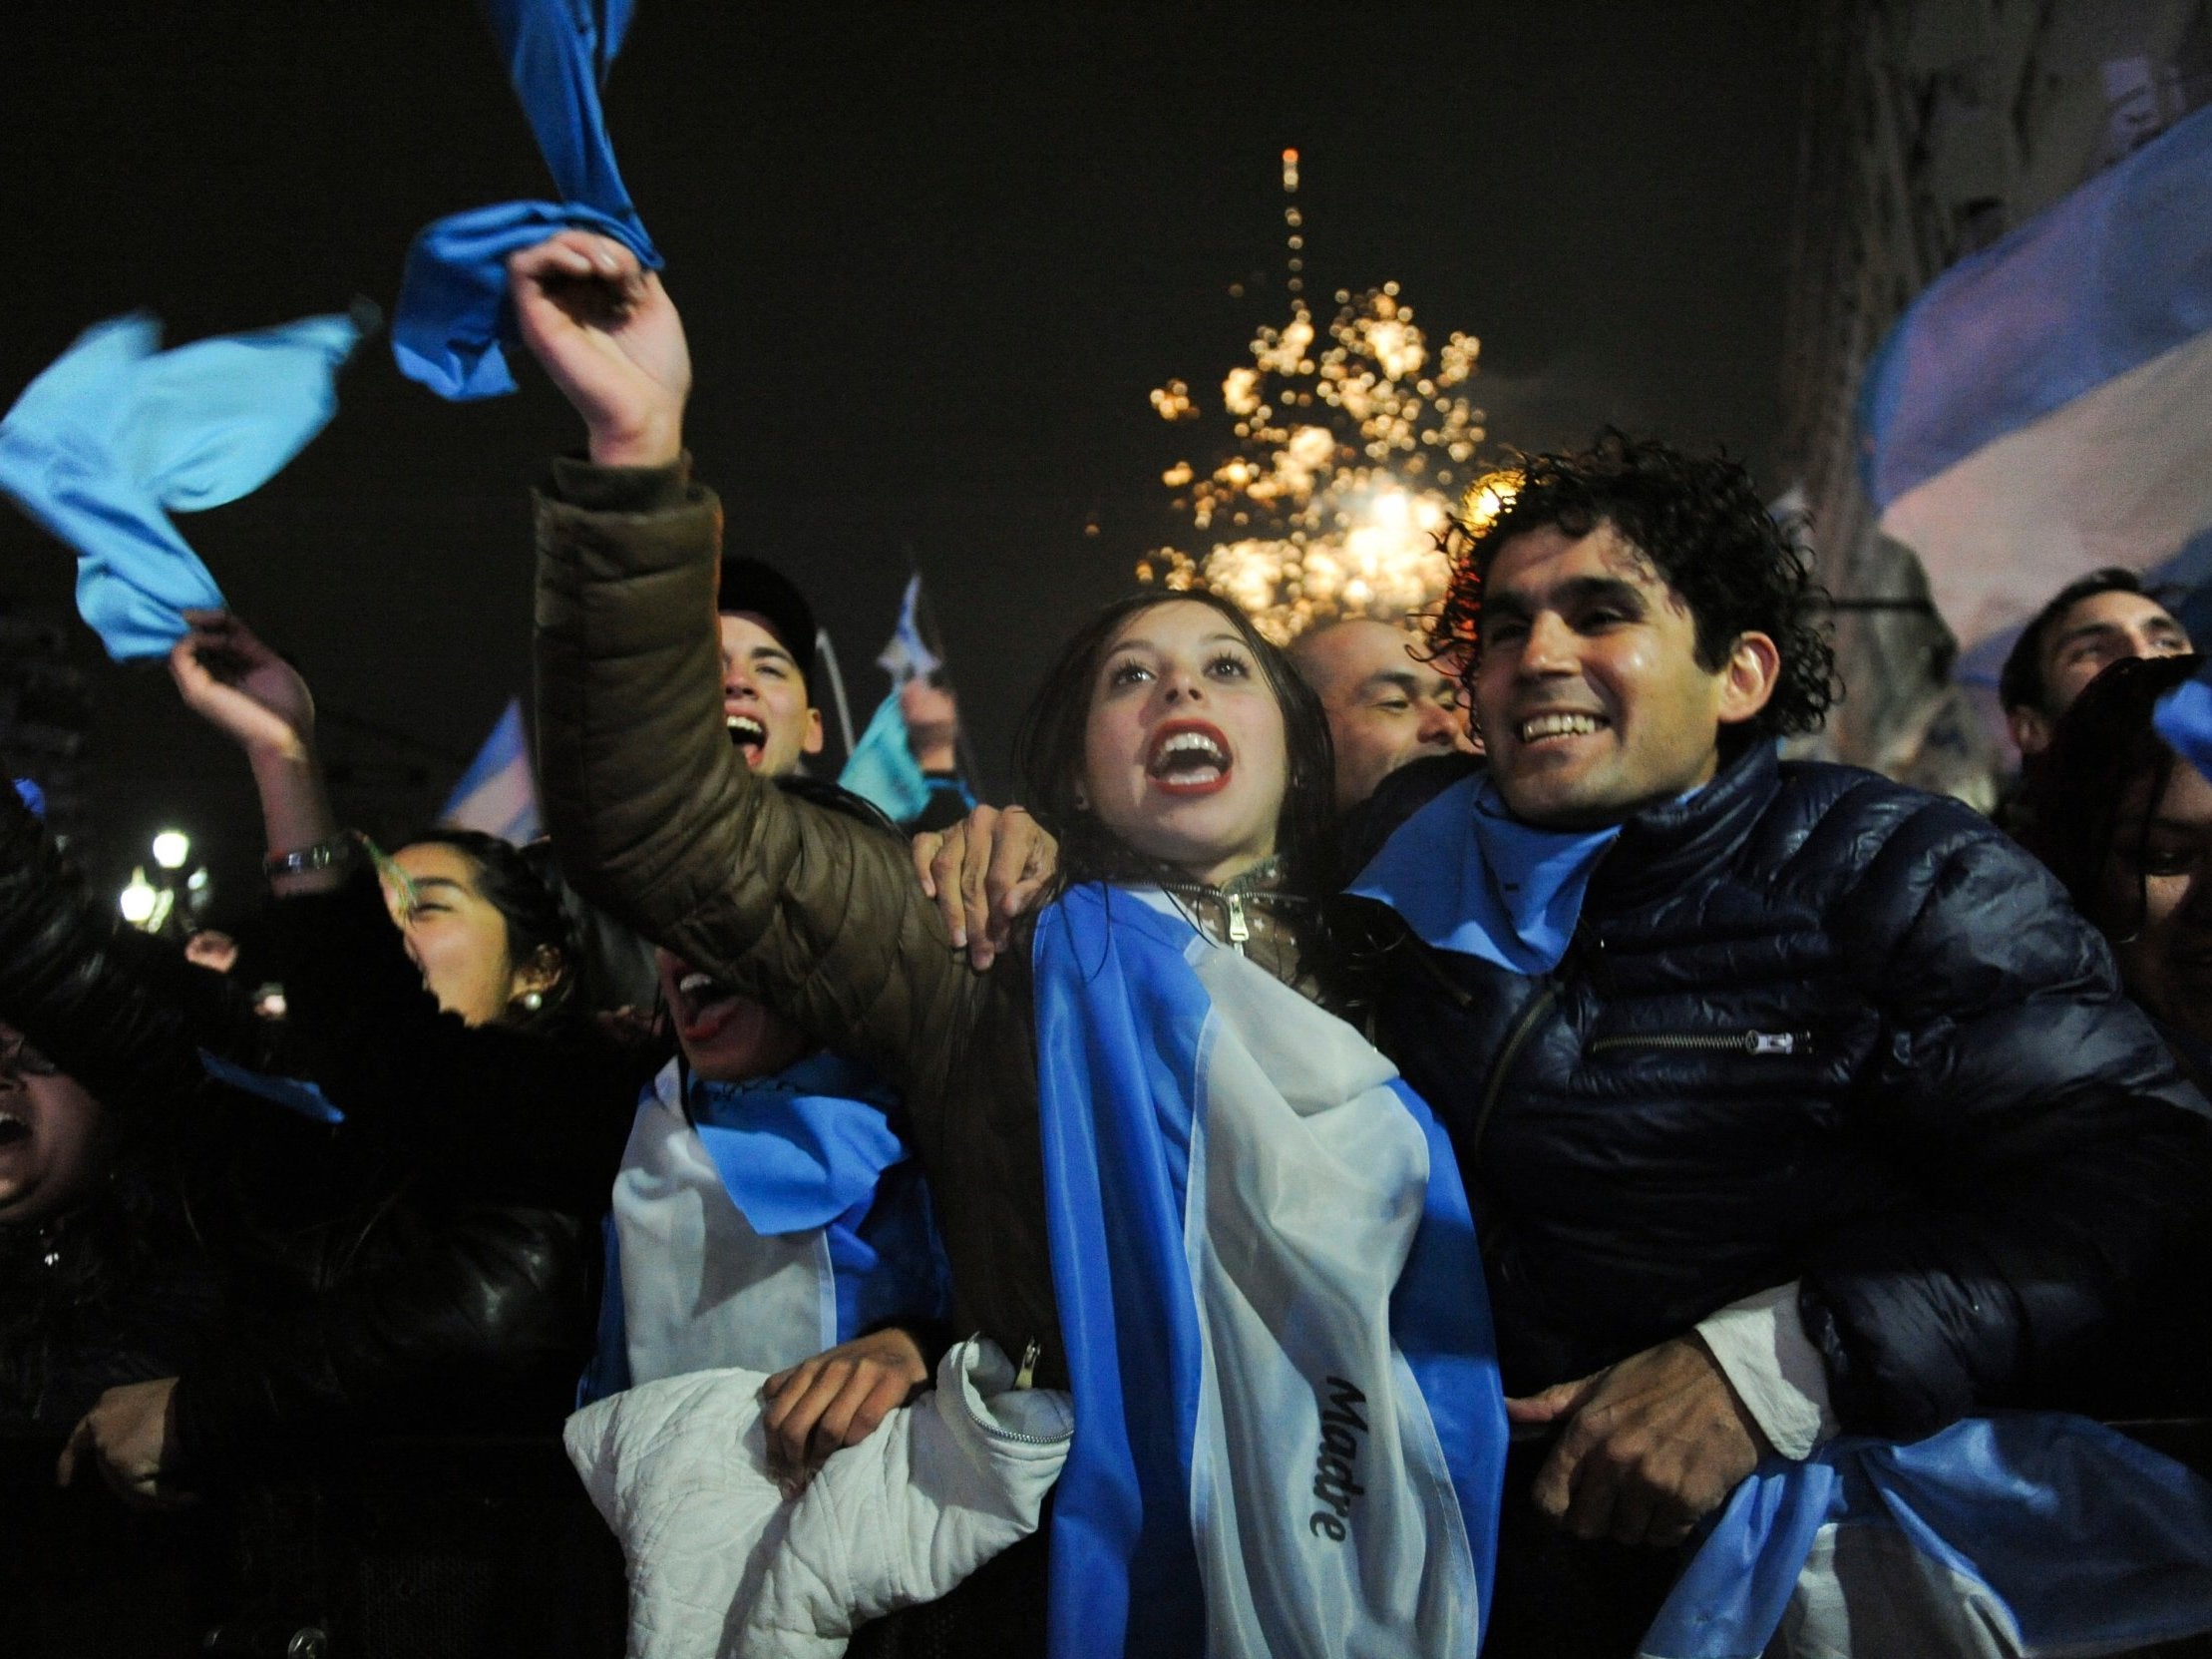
top-left (1032, 883), bottom-right (1504, 1658)
top-left (837, 690), bottom-right (931, 825)
top-left (441, 697), bottom-right (543, 844)
top-left (1640, 1414), bottom-right (2212, 1658)
top-left (877, 573), bottom-right (941, 686)
top-left (392, 0), bottom-right (661, 400)
top-left (0, 311), bottom-right (365, 661)
top-left (1857, 101), bottom-right (2212, 688)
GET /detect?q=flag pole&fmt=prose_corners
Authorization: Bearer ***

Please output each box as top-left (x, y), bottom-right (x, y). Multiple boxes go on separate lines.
top-left (813, 626), bottom-right (860, 761)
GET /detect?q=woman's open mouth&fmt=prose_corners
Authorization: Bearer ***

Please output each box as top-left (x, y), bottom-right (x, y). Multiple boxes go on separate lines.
top-left (0, 1110), bottom-right (30, 1151)
top-left (1147, 720), bottom-right (1235, 798)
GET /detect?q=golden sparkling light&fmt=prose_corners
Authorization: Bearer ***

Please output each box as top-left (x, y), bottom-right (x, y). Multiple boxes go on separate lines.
top-left (1138, 154), bottom-right (1486, 643)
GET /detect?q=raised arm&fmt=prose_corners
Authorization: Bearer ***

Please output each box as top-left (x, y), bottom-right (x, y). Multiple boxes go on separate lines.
top-left (515, 231), bottom-right (989, 1100)
top-left (171, 613), bottom-right (641, 1205)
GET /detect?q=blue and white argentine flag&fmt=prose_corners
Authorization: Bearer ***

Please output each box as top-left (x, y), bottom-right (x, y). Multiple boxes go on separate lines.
top-left (441, 696), bottom-right (543, 844)
top-left (1031, 883), bottom-right (1506, 1658)
top-left (1640, 1414), bottom-right (2212, 1658)
top-left (1859, 101), bottom-right (2212, 687)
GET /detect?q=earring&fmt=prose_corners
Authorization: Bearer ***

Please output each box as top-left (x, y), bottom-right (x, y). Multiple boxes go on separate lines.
top-left (520, 991), bottom-right (545, 1012)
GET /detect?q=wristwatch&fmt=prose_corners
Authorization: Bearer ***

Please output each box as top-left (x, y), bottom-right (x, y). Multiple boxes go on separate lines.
top-left (263, 831), bottom-right (365, 881)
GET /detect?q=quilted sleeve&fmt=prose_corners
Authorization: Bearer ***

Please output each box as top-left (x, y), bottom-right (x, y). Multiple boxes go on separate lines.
top-left (1802, 801), bottom-right (2212, 1437)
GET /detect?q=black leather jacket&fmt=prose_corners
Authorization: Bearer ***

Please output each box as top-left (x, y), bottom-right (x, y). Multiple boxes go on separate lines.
top-left (1, 788), bottom-right (597, 1471)
top-left (1335, 743), bottom-right (2212, 1439)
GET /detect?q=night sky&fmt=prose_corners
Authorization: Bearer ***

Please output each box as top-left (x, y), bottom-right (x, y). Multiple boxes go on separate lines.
top-left (0, 4), bottom-right (1804, 915)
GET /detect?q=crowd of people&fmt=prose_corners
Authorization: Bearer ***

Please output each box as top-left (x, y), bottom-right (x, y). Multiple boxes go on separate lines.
top-left (5, 224), bottom-right (2212, 1659)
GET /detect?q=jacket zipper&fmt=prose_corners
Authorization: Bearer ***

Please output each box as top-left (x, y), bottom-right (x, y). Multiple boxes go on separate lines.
top-left (1587, 1030), bottom-right (1815, 1056)
top-left (959, 1338), bottom-right (1071, 1447)
top-left (1465, 983), bottom-right (1559, 1159)
top-left (1224, 891), bottom-right (1251, 950)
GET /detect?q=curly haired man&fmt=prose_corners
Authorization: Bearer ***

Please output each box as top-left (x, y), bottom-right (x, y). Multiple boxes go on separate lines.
top-left (1336, 433), bottom-right (2212, 1651)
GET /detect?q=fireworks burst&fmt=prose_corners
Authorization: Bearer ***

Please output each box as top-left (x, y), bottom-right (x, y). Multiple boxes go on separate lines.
top-left (1139, 149), bottom-right (1489, 642)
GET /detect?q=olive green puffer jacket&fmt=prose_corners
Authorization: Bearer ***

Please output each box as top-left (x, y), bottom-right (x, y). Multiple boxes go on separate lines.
top-left (533, 456), bottom-right (1066, 1385)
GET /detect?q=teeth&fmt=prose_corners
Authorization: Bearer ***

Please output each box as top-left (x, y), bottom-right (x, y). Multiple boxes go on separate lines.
top-left (1519, 713), bottom-right (1602, 741)
top-left (1155, 730), bottom-right (1228, 766)
top-left (678, 973), bottom-right (717, 998)
top-left (726, 716), bottom-right (765, 742)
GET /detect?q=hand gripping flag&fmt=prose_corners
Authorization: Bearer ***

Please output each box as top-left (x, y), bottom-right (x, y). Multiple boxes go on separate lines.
top-left (392, 0), bottom-right (661, 400)
top-left (1858, 101), bottom-right (2212, 688)
top-left (1031, 883), bottom-right (1505, 1657)
top-left (0, 311), bottom-right (366, 661)
top-left (1638, 1414), bottom-right (2212, 1658)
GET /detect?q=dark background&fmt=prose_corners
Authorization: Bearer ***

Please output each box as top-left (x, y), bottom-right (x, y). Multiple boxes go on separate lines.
top-left (0, 3), bottom-right (1805, 914)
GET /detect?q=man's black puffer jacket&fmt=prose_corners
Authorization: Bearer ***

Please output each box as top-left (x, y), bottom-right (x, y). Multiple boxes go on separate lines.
top-left (1334, 741), bottom-right (2212, 1440)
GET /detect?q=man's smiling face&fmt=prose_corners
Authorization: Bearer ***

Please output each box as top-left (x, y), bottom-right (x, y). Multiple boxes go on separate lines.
top-left (719, 611), bottom-right (824, 778)
top-left (1474, 522), bottom-right (1775, 829)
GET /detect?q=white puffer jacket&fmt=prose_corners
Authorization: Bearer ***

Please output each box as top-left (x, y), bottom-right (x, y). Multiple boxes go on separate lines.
top-left (564, 1337), bottom-right (1073, 1659)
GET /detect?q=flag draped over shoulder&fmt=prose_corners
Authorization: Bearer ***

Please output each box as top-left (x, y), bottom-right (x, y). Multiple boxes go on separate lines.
top-left (1640, 1414), bottom-right (2212, 1658)
top-left (0, 311), bottom-right (366, 660)
top-left (1030, 883), bottom-right (1505, 1658)
top-left (392, 0), bottom-right (660, 400)
top-left (1857, 102), bottom-right (2212, 684)
top-left (441, 697), bottom-right (544, 843)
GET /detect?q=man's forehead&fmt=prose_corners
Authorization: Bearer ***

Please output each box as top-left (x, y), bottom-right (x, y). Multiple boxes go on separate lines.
top-left (719, 610), bottom-right (798, 661)
top-left (2048, 589), bottom-right (2182, 649)
top-left (1489, 521), bottom-right (1666, 596)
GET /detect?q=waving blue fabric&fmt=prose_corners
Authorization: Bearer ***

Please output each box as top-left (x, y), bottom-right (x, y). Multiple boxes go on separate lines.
top-left (1033, 884), bottom-right (1503, 1658)
top-left (0, 311), bottom-right (365, 660)
top-left (2155, 670), bottom-right (2212, 788)
top-left (392, 0), bottom-right (661, 400)
top-left (1640, 1414), bottom-right (2212, 1658)
top-left (839, 690), bottom-right (932, 825)
top-left (1347, 770), bottom-right (1619, 974)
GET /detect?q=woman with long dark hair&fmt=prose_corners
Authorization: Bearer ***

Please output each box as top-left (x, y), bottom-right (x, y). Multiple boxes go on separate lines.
top-left (516, 227), bottom-right (1500, 1655)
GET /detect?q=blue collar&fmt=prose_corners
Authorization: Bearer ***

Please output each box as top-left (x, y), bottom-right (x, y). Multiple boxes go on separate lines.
top-left (676, 1051), bottom-right (909, 1237)
top-left (1346, 773), bottom-right (1623, 975)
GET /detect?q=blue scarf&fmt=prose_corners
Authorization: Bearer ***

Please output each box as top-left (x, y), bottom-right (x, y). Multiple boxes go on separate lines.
top-left (578, 1050), bottom-right (948, 1403)
top-left (1347, 771), bottom-right (1619, 974)
top-left (0, 311), bottom-right (364, 659)
top-left (392, 0), bottom-right (661, 401)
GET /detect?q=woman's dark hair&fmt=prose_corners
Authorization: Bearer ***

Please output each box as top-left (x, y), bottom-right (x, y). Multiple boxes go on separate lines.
top-left (2024, 651), bottom-right (2202, 938)
top-left (395, 827), bottom-right (577, 1031)
top-left (1432, 431), bottom-right (1840, 740)
top-left (1012, 590), bottom-right (1339, 897)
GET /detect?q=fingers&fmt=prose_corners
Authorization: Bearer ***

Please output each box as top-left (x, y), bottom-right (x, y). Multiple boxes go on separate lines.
top-left (506, 229), bottom-right (639, 290)
top-left (762, 1359), bottom-right (848, 1479)
top-left (983, 808), bottom-right (1048, 954)
top-left (55, 1415), bottom-right (92, 1487)
top-left (956, 825), bottom-right (996, 968)
top-left (911, 831), bottom-right (947, 900)
top-left (811, 1365), bottom-right (915, 1458)
top-left (1504, 1371), bottom-right (1601, 1425)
